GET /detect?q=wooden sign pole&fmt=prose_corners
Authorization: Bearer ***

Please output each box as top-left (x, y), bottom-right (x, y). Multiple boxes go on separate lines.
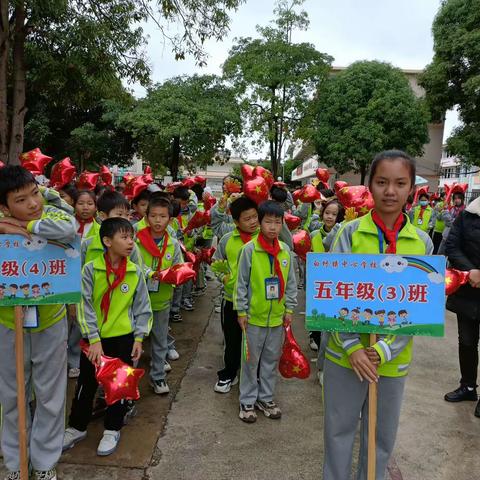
top-left (367, 332), bottom-right (377, 480)
top-left (14, 306), bottom-right (29, 480)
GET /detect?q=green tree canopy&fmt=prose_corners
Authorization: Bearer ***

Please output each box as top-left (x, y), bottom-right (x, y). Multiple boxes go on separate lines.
top-left (420, 0), bottom-right (480, 167)
top-left (119, 74), bottom-right (242, 179)
top-left (302, 61), bottom-right (429, 184)
top-left (223, 0), bottom-right (332, 179)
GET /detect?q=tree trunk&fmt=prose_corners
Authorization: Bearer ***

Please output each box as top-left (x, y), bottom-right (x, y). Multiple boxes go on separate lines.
top-left (360, 163), bottom-right (367, 185)
top-left (8, 2), bottom-right (27, 165)
top-left (171, 135), bottom-right (180, 180)
top-left (0, 1), bottom-right (9, 162)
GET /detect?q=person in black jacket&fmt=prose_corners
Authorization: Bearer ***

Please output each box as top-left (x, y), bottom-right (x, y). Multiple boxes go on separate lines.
top-left (444, 196), bottom-right (480, 417)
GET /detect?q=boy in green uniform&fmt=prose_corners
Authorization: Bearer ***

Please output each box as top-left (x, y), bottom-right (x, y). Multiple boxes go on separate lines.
top-left (234, 201), bottom-right (297, 423)
top-left (0, 165), bottom-right (77, 480)
top-left (136, 197), bottom-right (183, 394)
top-left (212, 196), bottom-right (259, 393)
top-left (63, 218), bottom-right (152, 456)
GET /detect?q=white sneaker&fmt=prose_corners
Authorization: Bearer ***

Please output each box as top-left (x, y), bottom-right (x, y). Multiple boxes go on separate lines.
top-left (309, 338), bottom-right (319, 351)
top-left (33, 469), bottom-right (57, 480)
top-left (214, 377), bottom-right (238, 394)
top-left (68, 367), bottom-right (80, 379)
top-left (164, 361), bottom-right (172, 372)
top-left (97, 430), bottom-right (120, 456)
top-left (167, 349), bottom-right (180, 361)
top-left (150, 379), bottom-right (170, 395)
top-left (62, 427), bottom-right (87, 451)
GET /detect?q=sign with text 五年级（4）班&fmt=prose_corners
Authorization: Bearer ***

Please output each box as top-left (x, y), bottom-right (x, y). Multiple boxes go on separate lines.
top-left (306, 253), bottom-right (446, 337)
top-left (0, 235), bottom-right (81, 307)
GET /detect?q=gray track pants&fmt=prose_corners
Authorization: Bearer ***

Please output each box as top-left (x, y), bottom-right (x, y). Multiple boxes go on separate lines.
top-left (322, 359), bottom-right (406, 480)
top-left (0, 317), bottom-right (67, 471)
top-left (150, 309), bottom-right (170, 381)
top-left (239, 324), bottom-right (283, 405)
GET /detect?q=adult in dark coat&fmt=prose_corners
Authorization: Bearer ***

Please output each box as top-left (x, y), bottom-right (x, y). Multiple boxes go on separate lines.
top-left (444, 196), bottom-right (480, 417)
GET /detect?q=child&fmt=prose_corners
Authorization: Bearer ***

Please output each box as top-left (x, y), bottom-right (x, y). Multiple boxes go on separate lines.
top-left (74, 190), bottom-right (100, 239)
top-left (323, 150), bottom-right (433, 480)
top-left (409, 192), bottom-right (436, 233)
top-left (63, 218), bottom-right (152, 456)
top-left (0, 165), bottom-right (77, 480)
top-left (212, 196), bottom-right (259, 393)
top-left (130, 189), bottom-right (151, 225)
top-left (136, 197), bottom-right (182, 394)
top-left (58, 183), bottom-right (78, 208)
top-left (81, 190), bottom-right (142, 266)
top-left (234, 200), bottom-right (297, 423)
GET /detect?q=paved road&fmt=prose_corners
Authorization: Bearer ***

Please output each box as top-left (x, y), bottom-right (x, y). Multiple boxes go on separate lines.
top-left (1, 280), bottom-right (479, 479)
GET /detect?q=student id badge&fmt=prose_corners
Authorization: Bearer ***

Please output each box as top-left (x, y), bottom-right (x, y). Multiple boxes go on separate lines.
top-left (417, 218), bottom-right (423, 225)
top-left (23, 306), bottom-right (39, 329)
top-left (265, 277), bottom-right (280, 300)
top-left (147, 277), bottom-right (160, 293)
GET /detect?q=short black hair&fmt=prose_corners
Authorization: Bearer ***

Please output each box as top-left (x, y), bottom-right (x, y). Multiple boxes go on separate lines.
top-left (172, 186), bottom-right (190, 201)
top-left (270, 185), bottom-right (288, 203)
top-left (97, 190), bottom-right (130, 214)
top-left (258, 200), bottom-right (284, 222)
top-left (99, 217), bottom-right (134, 248)
top-left (452, 192), bottom-right (465, 202)
top-left (147, 197), bottom-right (173, 217)
top-left (131, 189), bottom-right (151, 206)
top-left (60, 183), bottom-right (78, 200)
top-left (10, 284), bottom-right (18, 289)
top-left (0, 165), bottom-right (37, 206)
top-left (419, 193), bottom-right (430, 201)
top-left (368, 150), bottom-right (416, 190)
top-left (74, 190), bottom-right (96, 206)
top-left (388, 311), bottom-right (396, 316)
top-left (375, 309), bottom-right (386, 314)
top-left (191, 183), bottom-right (204, 201)
top-left (170, 199), bottom-right (181, 218)
top-left (230, 196), bottom-right (258, 221)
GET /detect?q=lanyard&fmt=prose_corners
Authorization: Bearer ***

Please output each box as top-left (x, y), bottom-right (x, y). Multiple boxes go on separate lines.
top-left (268, 254), bottom-right (275, 275)
top-left (376, 226), bottom-right (399, 254)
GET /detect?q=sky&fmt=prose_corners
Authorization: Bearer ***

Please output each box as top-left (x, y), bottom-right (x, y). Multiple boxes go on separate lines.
top-left (130, 0), bottom-right (458, 145)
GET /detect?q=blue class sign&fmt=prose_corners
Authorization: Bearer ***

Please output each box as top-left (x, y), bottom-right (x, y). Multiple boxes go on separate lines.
top-left (306, 253), bottom-right (446, 337)
top-left (0, 234), bottom-right (81, 307)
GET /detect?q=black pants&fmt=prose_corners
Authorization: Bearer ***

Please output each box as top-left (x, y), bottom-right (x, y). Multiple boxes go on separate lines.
top-left (69, 333), bottom-right (134, 432)
top-left (457, 313), bottom-right (480, 387)
top-left (218, 300), bottom-right (242, 381)
top-left (432, 231), bottom-right (443, 254)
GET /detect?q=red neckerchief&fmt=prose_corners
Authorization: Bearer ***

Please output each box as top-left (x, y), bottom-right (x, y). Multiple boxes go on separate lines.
top-left (238, 229), bottom-right (253, 244)
top-left (101, 254), bottom-right (127, 323)
top-left (177, 214), bottom-right (184, 229)
top-left (136, 227), bottom-right (169, 272)
top-left (450, 204), bottom-right (465, 219)
top-left (76, 216), bottom-right (94, 235)
top-left (257, 233), bottom-right (285, 300)
top-left (418, 205), bottom-right (427, 220)
top-left (371, 211), bottom-right (405, 254)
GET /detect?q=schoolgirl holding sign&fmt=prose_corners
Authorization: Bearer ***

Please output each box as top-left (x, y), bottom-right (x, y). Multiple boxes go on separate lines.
top-left (322, 150), bottom-right (434, 480)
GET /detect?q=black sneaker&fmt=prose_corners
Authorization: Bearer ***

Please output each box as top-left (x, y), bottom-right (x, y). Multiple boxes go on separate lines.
top-left (475, 400), bottom-right (480, 418)
top-left (170, 312), bottom-right (183, 322)
top-left (444, 385), bottom-right (478, 402)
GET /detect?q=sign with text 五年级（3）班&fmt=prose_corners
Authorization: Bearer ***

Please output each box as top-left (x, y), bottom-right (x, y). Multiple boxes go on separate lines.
top-left (0, 235), bottom-right (81, 307)
top-left (306, 253), bottom-right (446, 337)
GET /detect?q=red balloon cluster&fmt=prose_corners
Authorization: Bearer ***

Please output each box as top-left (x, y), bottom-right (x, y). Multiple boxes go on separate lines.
top-left (50, 157), bottom-right (77, 190)
top-left (77, 171), bottom-right (100, 191)
top-left (241, 164), bottom-right (275, 204)
top-left (99, 165), bottom-right (113, 186)
top-left (336, 185), bottom-right (374, 217)
top-left (297, 184), bottom-right (321, 204)
top-left (445, 268), bottom-right (470, 296)
top-left (123, 174), bottom-right (154, 199)
top-left (284, 212), bottom-right (301, 231)
top-left (157, 262), bottom-right (197, 286)
top-left (183, 210), bottom-right (211, 234)
top-left (293, 230), bottom-right (311, 261)
top-left (315, 168), bottom-right (330, 183)
top-left (20, 148), bottom-right (53, 176)
top-left (279, 324), bottom-right (310, 379)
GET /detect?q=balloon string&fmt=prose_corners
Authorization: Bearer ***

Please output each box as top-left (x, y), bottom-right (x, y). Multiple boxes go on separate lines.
top-left (242, 326), bottom-right (250, 362)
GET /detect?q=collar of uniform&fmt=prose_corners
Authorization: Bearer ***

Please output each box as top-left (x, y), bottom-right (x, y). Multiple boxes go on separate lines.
top-left (92, 254), bottom-right (137, 272)
top-left (357, 211), bottom-right (419, 240)
top-left (232, 227), bottom-right (259, 238)
top-left (253, 236), bottom-right (287, 252)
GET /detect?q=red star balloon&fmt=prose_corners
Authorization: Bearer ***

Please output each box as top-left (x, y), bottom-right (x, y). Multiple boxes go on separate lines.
top-left (77, 171), bottom-right (100, 191)
top-left (298, 184), bottom-right (321, 203)
top-left (182, 177), bottom-right (196, 189)
top-left (445, 268), bottom-right (470, 296)
top-left (123, 172), bottom-right (135, 186)
top-left (194, 175), bottom-right (207, 187)
top-left (223, 177), bottom-right (242, 194)
top-left (183, 210), bottom-right (211, 234)
top-left (279, 324), bottom-right (310, 380)
top-left (20, 148), bottom-right (53, 175)
top-left (334, 181), bottom-right (348, 193)
top-left (99, 165), bottom-right (113, 186)
top-left (273, 181), bottom-right (287, 188)
top-left (315, 168), bottom-right (330, 183)
top-left (292, 230), bottom-right (311, 261)
top-left (336, 185), bottom-right (374, 217)
top-left (124, 176), bottom-right (149, 200)
top-left (142, 173), bottom-right (154, 185)
top-left (254, 166), bottom-right (274, 189)
top-left (244, 176), bottom-right (269, 205)
top-left (292, 189), bottom-right (302, 205)
top-left (166, 181), bottom-right (183, 193)
top-left (50, 157), bottom-right (77, 190)
top-left (157, 262), bottom-right (197, 286)
top-left (203, 192), bottom-right (217, 211)
top-left (284, 212), bottom-right (301, 231)
top-left (241, 164), bottom-right (255, 180)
